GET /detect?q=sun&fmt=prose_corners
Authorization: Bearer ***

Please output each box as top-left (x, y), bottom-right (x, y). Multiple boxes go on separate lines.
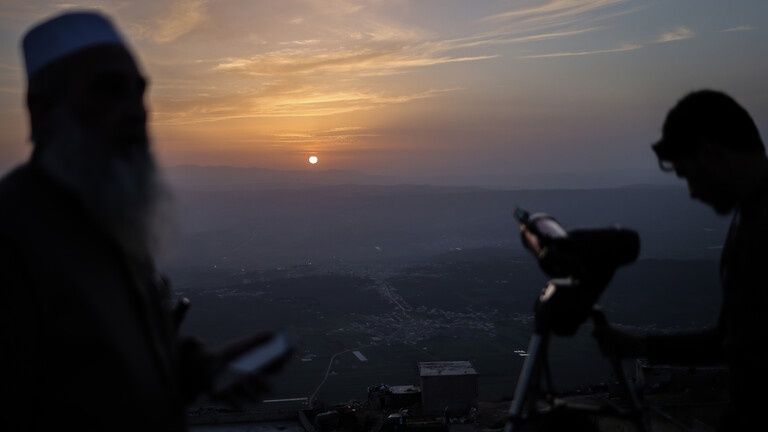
top-left (308, 155), bottom-right (319, 165)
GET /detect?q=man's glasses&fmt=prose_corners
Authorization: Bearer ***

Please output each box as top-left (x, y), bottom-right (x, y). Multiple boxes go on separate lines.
top-left (652, 141), bottom-right (677, 173)
top-left (658, 158), bottom-right (676, 172)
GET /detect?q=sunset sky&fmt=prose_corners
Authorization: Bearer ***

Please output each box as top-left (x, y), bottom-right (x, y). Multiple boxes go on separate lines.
top-left (1, 0), bottom-right (766, 185)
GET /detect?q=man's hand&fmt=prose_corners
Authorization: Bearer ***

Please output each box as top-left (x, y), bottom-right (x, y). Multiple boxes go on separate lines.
top-left (593, 324), bottom-right (647, 359)
top-left (209, 332), bottom-right (293, 409)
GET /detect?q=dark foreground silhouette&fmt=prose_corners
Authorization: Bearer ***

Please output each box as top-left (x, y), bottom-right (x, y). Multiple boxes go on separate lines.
top-left (0, 11), bottom-right (287, 431)
top-left (597, 90), bottom-right (768, 430)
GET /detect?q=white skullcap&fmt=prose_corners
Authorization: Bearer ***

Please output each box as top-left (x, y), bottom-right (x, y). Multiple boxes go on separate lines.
top-left (22, 11), bottom-right (125, 77)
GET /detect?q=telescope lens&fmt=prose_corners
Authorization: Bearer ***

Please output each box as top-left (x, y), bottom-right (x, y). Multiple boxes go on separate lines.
top-left (513, 207), bottom-right (530, 224)
top-left (532, 217), bottom-right (568, 239)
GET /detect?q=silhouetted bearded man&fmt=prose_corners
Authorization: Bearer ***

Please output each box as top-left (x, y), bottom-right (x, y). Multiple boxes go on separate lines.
top-left (597, 90), bottom-right (768, 430)
top-left (0, 12), bottom-right (286, 431)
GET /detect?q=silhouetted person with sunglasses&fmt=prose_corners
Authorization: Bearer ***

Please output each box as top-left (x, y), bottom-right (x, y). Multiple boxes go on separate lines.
top-left (597, 90), bottom-right (768, 429)
top-left (0, 12), bottom-right (287, 431)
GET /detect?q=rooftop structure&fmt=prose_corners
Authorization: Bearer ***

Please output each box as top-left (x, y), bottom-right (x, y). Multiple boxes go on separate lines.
top-left (418, 361), bottom-right (478, 416)
top-left (418, 361), bottom-right (478, 377)
top-left (389, 385), bottom-right (420, 395)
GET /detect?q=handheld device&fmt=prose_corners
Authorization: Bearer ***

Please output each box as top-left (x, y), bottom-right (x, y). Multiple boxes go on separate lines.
top-left (213, 332), bottom-right (292, 394)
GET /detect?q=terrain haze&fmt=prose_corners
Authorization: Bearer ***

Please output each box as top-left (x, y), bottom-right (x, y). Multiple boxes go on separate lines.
top-left (156, 164), bottom-right (727, 404)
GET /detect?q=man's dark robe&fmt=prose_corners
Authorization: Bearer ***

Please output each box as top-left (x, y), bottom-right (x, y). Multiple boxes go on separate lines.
top-left (0, 162), bottom-right (208, 431)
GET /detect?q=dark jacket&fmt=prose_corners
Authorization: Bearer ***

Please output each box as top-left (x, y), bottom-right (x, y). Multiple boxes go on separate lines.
top-left (647, 178), bottom-right (768, 428)
top-left (0, 163), bottom-right (207, 431)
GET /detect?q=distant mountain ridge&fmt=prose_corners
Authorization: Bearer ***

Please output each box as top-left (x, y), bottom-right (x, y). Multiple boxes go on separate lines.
top-left (164, 165), bottom-right (680, 191)
top-left (164, 165), bottom-right (400, 190)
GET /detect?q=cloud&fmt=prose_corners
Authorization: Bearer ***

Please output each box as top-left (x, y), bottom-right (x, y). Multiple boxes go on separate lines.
top-left (323, 126), bottom-right (365, 133)
top-left (520, 25), bottom-right (695, 59)
top-left (153, 87), bottom-right (460, 124)
top-left (153, 0), bottom-right (626, 123)
top-left (655, 26), bottom-right (694, 43)
top-left (483, 0), bottom-right (627, 27)
top-left (497, 27), bottom-right (601, 43)
top-left (479, 0), bottom-right (649, 61)
top-left (720, 25), bottom-right (756, 33)
top-left (214, 47), bottom-right (498, 76)
top-left (423, 27), bottom-right (602, 53)
top-left (304, 0), bottom-right (365, 16)
top-left (268, 126), bottom-right (377, 144)
top-left (519, 43), bottom-right (642, 59)
top-left (151, 0), bottom-right (206, 43)
top-left (279, 39), bottom-right (322, 46)
top-left (140, 2), bottom-right (494, 124)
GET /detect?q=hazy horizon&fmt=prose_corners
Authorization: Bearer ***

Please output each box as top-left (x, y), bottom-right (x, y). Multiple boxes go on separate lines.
top-left (159, 162), bottom-right (684, 190)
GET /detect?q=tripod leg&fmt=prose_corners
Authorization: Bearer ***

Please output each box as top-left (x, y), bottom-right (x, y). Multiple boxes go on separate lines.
top-left (505, 333), bottom-right (546, 432)
top-left (608, 355), bottom-right (650, 432)
top-left (542, 343), bottom-right (556, 396)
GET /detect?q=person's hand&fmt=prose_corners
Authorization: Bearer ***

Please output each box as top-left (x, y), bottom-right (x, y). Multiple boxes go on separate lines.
top-left (209, 332), bottom-right (293, 409)
top-left (593, 324), bottom-right (647, 359)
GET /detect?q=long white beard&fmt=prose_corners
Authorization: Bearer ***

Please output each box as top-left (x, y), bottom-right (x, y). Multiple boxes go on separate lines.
top-left (37, 121), bottom-right (174, 260)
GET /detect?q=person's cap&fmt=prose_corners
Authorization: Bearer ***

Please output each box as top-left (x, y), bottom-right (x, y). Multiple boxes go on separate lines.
top-left (22, 11), bottom-right (125, 78)
top-left (652, 90), bottom-right (763, 166)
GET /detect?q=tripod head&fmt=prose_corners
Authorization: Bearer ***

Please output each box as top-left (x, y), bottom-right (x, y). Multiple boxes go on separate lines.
top-left (514, 208), bottom-right (640, 335)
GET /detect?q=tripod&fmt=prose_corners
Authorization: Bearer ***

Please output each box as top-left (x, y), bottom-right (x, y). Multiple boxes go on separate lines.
top-left (507, 208), bottom-right (646, 431)
top-left (504, 286), bottom-right (647, 432)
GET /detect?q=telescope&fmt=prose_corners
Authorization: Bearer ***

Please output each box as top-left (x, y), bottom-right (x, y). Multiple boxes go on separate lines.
top-left (513, 208), bottom-right (639, 335)
top-left (505, 208), bottom-right (647, 432)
